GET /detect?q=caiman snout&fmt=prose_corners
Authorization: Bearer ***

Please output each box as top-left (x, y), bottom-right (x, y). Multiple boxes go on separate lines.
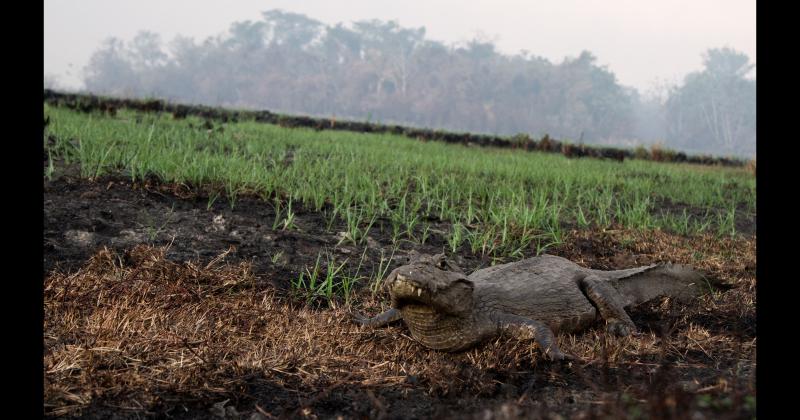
top-left (392, 273), bottom-right (453, 304)
top-left (387, 264), bottom-right (475, 314)
top-left (393, 274), bottom-right (429, 299)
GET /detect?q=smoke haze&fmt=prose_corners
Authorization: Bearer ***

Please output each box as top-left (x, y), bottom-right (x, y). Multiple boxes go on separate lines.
top-left (44, 1), bottom-right (755, 157)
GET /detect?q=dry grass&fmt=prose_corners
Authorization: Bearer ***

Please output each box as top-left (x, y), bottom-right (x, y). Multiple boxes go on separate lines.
top-left (44, 230), bottom-right (756, 418)
top-left (746, 159), bottom-right (756, 177)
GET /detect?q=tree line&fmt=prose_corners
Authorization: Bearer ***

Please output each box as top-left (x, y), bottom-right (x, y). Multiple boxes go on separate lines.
top-left (76, 10), bottom-right (756, 157)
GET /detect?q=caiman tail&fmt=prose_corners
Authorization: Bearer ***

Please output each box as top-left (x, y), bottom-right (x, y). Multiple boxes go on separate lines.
top-left (596, 263), bottom-right (708, 307)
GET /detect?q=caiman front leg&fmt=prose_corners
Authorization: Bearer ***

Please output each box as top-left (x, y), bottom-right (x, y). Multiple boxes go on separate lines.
top-left (495, 314), bottom-right (571, 361)
top-left (352, 308), bottom-right (403, 327)
top-left (578, 274), bottom-right (639, 336)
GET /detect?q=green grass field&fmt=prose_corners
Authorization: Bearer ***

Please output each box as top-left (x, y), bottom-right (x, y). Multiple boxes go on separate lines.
top-left (44, 104), bottom-right (755, 258)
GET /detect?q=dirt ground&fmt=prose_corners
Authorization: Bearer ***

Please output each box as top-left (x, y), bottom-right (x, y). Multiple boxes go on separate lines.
top-left (44, 173), bottom-right (756, 419)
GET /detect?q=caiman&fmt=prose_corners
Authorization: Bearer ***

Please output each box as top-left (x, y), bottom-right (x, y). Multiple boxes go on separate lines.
top-left (354, 253), bottom-right (706, 361)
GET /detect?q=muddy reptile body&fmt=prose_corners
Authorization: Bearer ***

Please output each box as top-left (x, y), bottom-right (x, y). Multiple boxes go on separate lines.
top-left (355, 254), bottom-right (705, 360)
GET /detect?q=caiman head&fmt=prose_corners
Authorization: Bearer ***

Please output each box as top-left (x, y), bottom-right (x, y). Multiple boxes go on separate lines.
top-left (384, 256), bottom-right (475, 315)
top-left (382, 254), bottom-right (480, 351)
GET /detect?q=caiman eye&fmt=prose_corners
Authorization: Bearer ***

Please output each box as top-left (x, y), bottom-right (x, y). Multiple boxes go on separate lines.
top-left (455, 278), bottom-right (474, 288)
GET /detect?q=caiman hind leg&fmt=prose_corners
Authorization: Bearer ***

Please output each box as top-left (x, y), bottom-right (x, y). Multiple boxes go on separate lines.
top-left (496, 314), bottom-right (572, 361)
top-left (352, 308), bottom-right (402, 327)
top-left (578, 274), bottom-right (638, 336)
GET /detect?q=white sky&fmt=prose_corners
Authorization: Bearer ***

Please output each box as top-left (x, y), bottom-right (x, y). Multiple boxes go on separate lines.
top-left (44, 0), bottom-right (755, 92)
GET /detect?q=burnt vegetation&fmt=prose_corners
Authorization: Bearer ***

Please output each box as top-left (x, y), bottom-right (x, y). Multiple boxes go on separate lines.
top-left (44, 173), bottom-right (756, 419)
top-left (44, 89), bottom-right (748, 167)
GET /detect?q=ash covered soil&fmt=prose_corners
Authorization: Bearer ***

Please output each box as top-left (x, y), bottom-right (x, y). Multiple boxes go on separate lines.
top-left (44, 174), bottom-right (756, 419)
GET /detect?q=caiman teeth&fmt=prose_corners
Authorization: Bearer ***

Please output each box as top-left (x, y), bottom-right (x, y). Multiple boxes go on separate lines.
top-left (417, 288), bottom-right (422, 297)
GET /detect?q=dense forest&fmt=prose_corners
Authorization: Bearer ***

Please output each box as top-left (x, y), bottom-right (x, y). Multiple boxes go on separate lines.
top-left (70, 10), bottom-right (755, 157)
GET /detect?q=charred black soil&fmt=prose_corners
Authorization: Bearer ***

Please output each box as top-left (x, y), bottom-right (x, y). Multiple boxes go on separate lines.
top-left (44, 173), bottom-right (485, 287)
top-left (44, 174), bottom-right (756, 419)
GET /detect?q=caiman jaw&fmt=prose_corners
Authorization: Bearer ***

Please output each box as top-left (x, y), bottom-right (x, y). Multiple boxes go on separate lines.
top-left (386, 261), bottom-right (475, 315)
top-left (392, 274), bottom-right (434, 305)
top-left (392, 273), bottom-right (473, 351)
top-left (384, 262), bottom-right (479, 351)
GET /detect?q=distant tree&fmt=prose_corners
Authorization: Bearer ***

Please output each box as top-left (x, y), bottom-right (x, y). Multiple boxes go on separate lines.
top-left (84, 38), bottom-right (139, 95)
top-left (665, 47), bottom-right (756, 156)
top-left (261, 10), bottom-right (324, 48)
top-left (129, 31), bottom-right (168, 70)
top-left (629, 88), bottom-right (666, 146)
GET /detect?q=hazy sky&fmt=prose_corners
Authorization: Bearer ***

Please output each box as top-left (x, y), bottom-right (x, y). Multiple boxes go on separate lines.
top-left (44, 0), bottom-right (755, 92)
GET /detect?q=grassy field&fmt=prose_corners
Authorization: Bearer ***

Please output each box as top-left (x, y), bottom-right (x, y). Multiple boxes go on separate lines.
top-left (43, 103), bottom-right (756, 418)
top-left (45, 105), bottom-right (754, 254)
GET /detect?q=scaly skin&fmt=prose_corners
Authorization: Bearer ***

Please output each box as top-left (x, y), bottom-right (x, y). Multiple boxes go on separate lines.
top-left (354, 254), bottom-right (705, 361)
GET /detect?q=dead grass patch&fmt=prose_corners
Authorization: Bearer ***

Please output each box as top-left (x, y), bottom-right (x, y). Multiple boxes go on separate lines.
top-left (45, 229), bottom-right (756, 418)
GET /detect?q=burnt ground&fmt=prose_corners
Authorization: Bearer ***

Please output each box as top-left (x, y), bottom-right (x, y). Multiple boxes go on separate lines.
top-left (44, 173), bottom-right (756, 419)
top-left (43, 173), bottom-right (486, 287)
